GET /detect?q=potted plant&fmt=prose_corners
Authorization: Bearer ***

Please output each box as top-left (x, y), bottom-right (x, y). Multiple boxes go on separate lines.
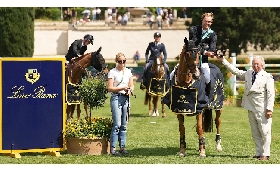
top-left (64, 76), bottom-right (112, 155)
top-left (236, 85), bottom-right (244, 107)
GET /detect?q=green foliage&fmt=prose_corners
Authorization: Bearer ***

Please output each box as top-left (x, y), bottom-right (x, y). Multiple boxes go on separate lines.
top-left (236, 85), bottom-right (245, 100)
top-left (275, 80), bottom-right (280, 104)
top-left (35, 7), bottom-right (60, 20)
top-left (188, 7), bottom-right (280, 58)
top-left (224, 83), bottom-right (234, 100)
top-left (79, 77), bottom-right (108, 109)
top-left (0, 7), bottom-right (35, 57)
top-left (64, 117), bottom-right (113, 139)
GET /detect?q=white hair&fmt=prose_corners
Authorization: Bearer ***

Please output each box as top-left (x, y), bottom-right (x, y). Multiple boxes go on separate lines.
top-left (252, 56), bottom-right (265, 69)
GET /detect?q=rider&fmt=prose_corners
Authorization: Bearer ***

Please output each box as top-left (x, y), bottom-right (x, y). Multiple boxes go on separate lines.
top-left (65, 34), bottom-right (94, 65)
top-left (189, 12), bottom-right (217, 96)
top-left (141, 32), bottom-right (169, 88)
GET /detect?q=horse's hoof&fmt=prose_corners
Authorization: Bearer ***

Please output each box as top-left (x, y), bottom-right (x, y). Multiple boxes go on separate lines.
top-left (152, 111), bottom-right (159, 117)
top-left (199, 150), bottom-right (206, 158)
top-left (178, 152), bottom-right (186, 157)
top-left (216, 140), bottom-right (222, 151)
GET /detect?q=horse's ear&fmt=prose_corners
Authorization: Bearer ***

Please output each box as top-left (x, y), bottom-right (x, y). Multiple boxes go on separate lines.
top-left (96, 46), bottom-right (102, 54)
top-left (184, 37), bottom-right (188, 46)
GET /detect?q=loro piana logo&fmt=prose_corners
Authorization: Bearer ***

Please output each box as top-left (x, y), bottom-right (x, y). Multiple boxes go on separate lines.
top-left (25, 69), bottom-right (40, 84)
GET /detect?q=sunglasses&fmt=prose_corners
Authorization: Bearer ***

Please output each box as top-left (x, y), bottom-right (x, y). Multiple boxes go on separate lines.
top-left (117, 60), bottom-right (126, 64)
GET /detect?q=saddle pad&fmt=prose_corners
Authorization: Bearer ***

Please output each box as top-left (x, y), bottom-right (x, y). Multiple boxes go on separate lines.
top-left (170, 85), bottom-right (198, 115)
top-left (148, 78), bottom-right (168, 97)
top-left (66, 83), bottom-right (81, 104)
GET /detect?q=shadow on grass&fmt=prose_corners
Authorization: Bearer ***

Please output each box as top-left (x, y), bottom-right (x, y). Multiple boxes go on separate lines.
top-left (123, 147), bottom-right (196, 157)
top-left (116, 147), bottom-right (250, 159)
top-left (129, 113), bottom-right (151, 118)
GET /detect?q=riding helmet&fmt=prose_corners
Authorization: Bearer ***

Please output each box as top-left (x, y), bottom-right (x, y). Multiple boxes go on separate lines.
top-left (84, 34), bottom-right (94, 45)
top-left (154, 32), bottom-right (161, 37)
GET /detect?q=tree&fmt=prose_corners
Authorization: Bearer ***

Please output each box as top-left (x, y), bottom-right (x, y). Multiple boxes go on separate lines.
top-left (0, 8), bottom-right (35, 57)
top-left (187, 7), bottom-right (280, 57)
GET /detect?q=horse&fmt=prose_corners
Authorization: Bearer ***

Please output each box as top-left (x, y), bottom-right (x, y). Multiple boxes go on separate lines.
top-left (143, 54), bottom-right (170, 117)
top-left (163, 38), bottom-right (225, 157)
top-left (65, 47), bottom-right (108, 120)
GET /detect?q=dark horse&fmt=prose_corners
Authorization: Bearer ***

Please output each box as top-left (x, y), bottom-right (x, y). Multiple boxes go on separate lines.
top-left (164, 38), bottom-right (225, 157)
top-left (65, 47), bottom-right (108, 120)
top-left (143, 54), bottom-right (170, 117)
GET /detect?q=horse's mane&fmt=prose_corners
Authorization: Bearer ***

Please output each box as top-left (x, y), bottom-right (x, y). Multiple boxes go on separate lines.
top-left (73, 52), bottom-right (92, 62)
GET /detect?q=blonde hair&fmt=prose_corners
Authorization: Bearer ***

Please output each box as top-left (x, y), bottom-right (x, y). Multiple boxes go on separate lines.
top-left (115, 52), bottom-right (125, 62)
top-left (201, 12), bottom-right (214, 21)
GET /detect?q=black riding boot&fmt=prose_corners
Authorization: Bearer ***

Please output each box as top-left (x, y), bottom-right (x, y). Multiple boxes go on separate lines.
top-left (205, 81), bottom-right (211, 97)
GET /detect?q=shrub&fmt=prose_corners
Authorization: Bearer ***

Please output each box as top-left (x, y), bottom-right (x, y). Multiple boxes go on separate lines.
top-left (275, 80), bottom-right (280, 105)
top-left (224, 83), bottom-right (234, 100)
top-left (0, 7), bottom-right (35, 57)
top-left (236, 85), bottom-right (244, 100)
top-left (79, 76), bottom-right (108, 110)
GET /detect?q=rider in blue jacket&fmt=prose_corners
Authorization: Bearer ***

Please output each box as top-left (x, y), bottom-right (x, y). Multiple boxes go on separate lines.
top-left (141, 32), bottom-right (169, 89)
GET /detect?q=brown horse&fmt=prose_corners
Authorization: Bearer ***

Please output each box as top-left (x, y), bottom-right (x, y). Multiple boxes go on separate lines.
top-left (164, 38), bottom-right (225, 157)
top-left (66, 47), bottom-right (108, 120)
top-left (144, 54), bottom-right (169, 117)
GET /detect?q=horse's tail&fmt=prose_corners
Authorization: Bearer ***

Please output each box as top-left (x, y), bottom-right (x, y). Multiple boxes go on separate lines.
top-left (202, 108), bottom-right (213, 132)
top-left (144, 91), bottom-right (150, 105)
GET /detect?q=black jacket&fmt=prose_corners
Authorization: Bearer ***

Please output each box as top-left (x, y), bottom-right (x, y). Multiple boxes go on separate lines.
top-left (65, 39), bottom-right (87, 61)
top-left (189, 25), bottom-right (217, 63)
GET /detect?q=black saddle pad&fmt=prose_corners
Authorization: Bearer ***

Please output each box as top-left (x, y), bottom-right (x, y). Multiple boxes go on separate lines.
top-left (148, 78), bottom-right (169, 97)
top-left (170, 85), bottom-right (198, 115)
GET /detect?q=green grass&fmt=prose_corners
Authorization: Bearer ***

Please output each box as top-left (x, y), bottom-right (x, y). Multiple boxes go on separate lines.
top-left (1, 82), bottom-right (280, 164)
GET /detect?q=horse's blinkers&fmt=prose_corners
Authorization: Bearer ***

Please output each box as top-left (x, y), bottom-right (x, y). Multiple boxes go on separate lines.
top-left (91, 51), bottom-right (107, 72)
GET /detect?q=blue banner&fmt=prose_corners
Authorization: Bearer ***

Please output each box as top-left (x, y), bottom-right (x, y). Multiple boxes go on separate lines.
top-left (1, 59), bottom-right (65, 151)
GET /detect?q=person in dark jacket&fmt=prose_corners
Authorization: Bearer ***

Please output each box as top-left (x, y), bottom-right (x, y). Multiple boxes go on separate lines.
top-left (65, 34), bottom-right (94, 64)
top-left (141, 32), bottom-right (169, 89)
top-left (189, 12), bottom-right (217, 96)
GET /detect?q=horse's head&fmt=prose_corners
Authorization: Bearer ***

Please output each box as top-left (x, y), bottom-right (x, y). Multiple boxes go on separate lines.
top-left (91, 47), bottom-right (108, 76)
top-left (182, 38), bottom-right (201, 80)
top-left (176, 38), bottom-right (201, 85)
top-left (151, 54), bottom-right (165, 79)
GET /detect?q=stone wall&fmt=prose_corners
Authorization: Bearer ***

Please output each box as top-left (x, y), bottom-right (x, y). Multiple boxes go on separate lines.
top-left (34, 29), bottom-right (189, 61)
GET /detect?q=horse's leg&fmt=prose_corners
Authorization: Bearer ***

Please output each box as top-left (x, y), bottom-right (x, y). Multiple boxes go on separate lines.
top-left (84, 103), bottom-right (89, 119)
top-left (177, 114), bottom-right (186, 157)
top-left (161, 98), bottom-right (166, 118)
top-left (66, 104), bottom-right (71, 121)
top-left (76, 104), bottom-right (81, 120)
top-left (196, 113), bottom-right (206, 158)
top-left (152, 96), bottom-right (159, 117)
top-left (215, 109), bottom-right (222, 151)
top-left (148, 95), bottom-right (152, 116)
top-left (70, 105), bottom-right (75, 119)
top-left (145, 91), bottom-right (152, 116)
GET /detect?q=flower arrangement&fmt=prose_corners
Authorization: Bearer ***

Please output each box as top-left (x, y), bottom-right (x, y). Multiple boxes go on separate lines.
top-left (64, 117), bottom-right (113, 139)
